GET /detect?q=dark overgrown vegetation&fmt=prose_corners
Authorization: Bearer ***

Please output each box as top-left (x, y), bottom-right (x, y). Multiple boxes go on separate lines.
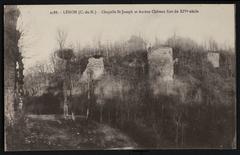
top-left (22, 35), bottom-right (235, 149)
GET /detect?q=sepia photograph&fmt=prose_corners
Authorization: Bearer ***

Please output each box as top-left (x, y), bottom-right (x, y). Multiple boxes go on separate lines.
top-left (4, 4), bottom-right (236, 151)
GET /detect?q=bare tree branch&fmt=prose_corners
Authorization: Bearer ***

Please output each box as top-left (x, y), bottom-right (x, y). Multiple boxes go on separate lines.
top-left (56, 29), bottom-right (68, 49)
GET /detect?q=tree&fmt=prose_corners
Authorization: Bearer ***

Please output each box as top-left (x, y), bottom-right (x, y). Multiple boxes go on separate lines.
top-left (208, 38), bottom-right (218, 51)
top-left (56, 29), bottom-right (68, 50)
top-left (4, 5), bottom-right (24, 125)
top-left (55, 29), bottom-right (76, 119)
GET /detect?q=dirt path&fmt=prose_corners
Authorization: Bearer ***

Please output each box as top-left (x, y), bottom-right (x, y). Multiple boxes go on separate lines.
top-left (24, 114), bottom-right (137, 150)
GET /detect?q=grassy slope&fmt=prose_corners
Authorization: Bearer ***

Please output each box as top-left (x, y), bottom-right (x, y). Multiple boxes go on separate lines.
top-left (8, 115), bottom-right (137, 151)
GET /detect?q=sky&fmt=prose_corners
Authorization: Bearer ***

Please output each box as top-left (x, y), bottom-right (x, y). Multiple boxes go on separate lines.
top-left (16, 4), bottom-right (235, 70)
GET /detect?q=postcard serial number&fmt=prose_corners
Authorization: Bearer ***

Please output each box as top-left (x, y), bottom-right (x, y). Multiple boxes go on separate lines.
top-left (50, 10), bottom-right (97, 15)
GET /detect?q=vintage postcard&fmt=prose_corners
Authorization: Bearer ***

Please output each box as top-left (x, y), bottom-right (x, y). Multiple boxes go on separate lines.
top-left (4, 4), bottom-right (236, 151)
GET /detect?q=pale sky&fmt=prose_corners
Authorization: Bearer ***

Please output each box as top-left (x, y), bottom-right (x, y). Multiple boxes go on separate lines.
top-left (16, 4), bottom-right (235, 70)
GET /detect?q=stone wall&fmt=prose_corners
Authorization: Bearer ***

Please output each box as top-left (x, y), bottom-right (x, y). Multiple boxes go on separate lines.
top-left (148, 47), bottom-right (174, 82)
top-left (207, 52), bottom-right (219, 68)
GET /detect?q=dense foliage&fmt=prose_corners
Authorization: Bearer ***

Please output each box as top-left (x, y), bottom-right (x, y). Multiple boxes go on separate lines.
top-left (23, 35), bottom-right (235, 148)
